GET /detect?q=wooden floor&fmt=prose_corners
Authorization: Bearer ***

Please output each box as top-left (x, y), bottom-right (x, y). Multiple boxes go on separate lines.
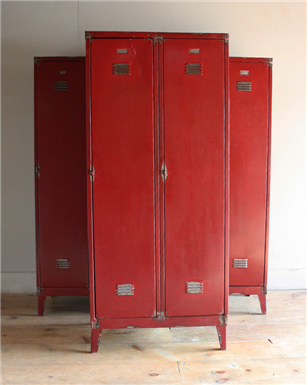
top-left (1, 290), bottom-right (306, 384)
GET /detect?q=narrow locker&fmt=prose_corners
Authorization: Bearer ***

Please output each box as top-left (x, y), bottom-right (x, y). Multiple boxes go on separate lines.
top-left (229, 57), bottom-right (272, 314)
top-left (34, 57), bottom-right (88, 316)
top-left (86, 32), bottom-right (229, 353)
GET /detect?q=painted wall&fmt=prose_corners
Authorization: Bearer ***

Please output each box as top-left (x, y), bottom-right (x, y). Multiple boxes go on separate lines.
top-left (1, 1), bottom-right (306, 292)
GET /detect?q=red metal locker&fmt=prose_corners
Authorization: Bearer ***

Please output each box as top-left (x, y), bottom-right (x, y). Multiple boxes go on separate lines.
top-left (34, 57), bottom-right (89, 316)
top-left (229, 57), bottom-right (272, 314)
top-left (86, 32), bottom-right (229, 353)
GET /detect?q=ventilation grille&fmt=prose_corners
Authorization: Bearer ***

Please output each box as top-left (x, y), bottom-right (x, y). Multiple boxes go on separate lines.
top-left (56, 259), bottom-right (71, 269)
top-left (185, 63), bottom-right (203, 75)
top-left (189, 49), bottom-right (200, 54)
top-left (116, 284), bottom-right (134, 296)
top-left (186, 282), bottom-right (203, 294)
top-left (54, 81), bottom-right (68, 91)
top-left (117, 49), bottom-right (128, 54)
top-left (240, 70), bottom-right (249, 76)
top-left (236, 81), bottom-right (251, 91)
top-left (112, 63), bottom-right (131, 75)
top-left (233, 259), bottom-right (248, 269)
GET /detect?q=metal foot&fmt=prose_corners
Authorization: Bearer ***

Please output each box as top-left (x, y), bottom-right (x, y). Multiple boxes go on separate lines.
top-left (38, 295), bottom-right (47, 316)
top-left (216, 325), bottom-right (227, 350)
top-left (91, 328), bottom-right (101, 353)
top-left (258, 293), bottom-right (267, 314)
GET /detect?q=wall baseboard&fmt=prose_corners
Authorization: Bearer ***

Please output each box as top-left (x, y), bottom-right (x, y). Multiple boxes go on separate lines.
top-left (1, 269), bottom-right (306, 294)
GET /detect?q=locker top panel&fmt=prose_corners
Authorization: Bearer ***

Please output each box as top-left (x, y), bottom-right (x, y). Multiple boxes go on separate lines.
top-left (230, 57), bottom-right (273, 65)
top-left (34, 56), bottom-right (85, 63)
top-left (86, 31), bottom-right (228, 41)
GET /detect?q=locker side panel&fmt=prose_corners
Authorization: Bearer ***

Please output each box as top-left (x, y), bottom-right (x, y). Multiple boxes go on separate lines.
top-left (35, 60), bottom-right (88, 288)
top-left (229, 61), bottom-right (269, 286)
top-left (164, 38), bottom-right (226, 316)
top-left (91, 38), bottom-right (156, 319)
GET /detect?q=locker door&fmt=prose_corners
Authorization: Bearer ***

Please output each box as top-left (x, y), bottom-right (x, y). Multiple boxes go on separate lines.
top-left (230, 61), bottom-right (269, 286)
top-left (91, 38), bottom-right (156, 319)
top-left (164, 39), bottom-right (226, 317)
top-left (36, 60), bottom-right (88, 288)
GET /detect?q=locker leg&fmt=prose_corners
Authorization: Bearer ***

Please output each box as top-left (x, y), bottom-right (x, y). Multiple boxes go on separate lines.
top-left (91, 328), bottom-right (101, 353)
top-left (258, 293), bottom-right (267, 315)
top-left (216, 325), bottom-right (227, 350)
top-left (38, 295), bottom-right (47, 317)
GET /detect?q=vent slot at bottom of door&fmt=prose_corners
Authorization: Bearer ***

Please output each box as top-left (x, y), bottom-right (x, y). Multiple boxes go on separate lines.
top-left (233, 259), bottom-right (248, 268)
top-left (116, 284), bottom-right (134, 296)
top-left (236, 81), bottom-right (251, 91)
top-left (56, 259), bottom-right (71, 269)
top-left (54, 81), bottom-right (68, 91)
top-left (185, 63), bottom-right (203, 75)
top-left (186, 282), bottom-right (203, 294)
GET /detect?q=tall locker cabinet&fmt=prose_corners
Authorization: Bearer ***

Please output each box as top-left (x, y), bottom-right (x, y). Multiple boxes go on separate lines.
top-left (229, 57), bottom-right (272, 314)
top-left (34, 57), bottom-right (89, 316)
top-left (86, 32), bottom-right (229, 353)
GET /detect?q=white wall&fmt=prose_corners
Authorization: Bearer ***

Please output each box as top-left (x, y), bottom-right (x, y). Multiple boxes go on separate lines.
top-left (1, 1), bottom-right (306, 292)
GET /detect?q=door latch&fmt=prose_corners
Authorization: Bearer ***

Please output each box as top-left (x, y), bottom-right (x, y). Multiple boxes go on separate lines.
top-left (161, 162), bottom-right (168, 182)
top-left (89, 166), bottom-right (95, 182)
top-left (35, 164), bottom-right (40, 178)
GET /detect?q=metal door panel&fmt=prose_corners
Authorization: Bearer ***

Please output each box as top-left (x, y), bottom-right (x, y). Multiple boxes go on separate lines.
top-left (91, 38), bottom-right (156, 319)
top-left (36, 60), bottom-right (88, 288)
top-left (164, 39), bottom-right (226, 316)
top-left (229, 61), bottom-right (269, 286)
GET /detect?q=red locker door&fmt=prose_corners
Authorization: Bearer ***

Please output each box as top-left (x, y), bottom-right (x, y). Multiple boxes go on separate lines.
top-left (91, 38), bottom-right (156, 319)
top-left (164, 39), bottom-right (226, 317)
top-left (229, 61), bottom-right (269, 286)
top-left (36, 59), bottom-right (88, 288)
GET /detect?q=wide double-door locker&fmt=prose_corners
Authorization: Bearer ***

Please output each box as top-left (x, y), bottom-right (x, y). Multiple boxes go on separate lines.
top-left (229, 57), bottom-right (272, 314)
top-left (34, 57), bottom-right (89, 316)
top-left (86, 32), bottom-right (229, 353)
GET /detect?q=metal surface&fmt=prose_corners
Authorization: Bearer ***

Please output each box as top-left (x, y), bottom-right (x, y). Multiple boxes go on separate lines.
top-left (116, 284), bottom-right (135, 296)
top-left (229, 57), bottom-right (272, 300)
top-left (164, 38), bottom-right (226, 317)
top-left (86, 32), bottom-right (229, 353)
top-left (90, 38), bottom-right (156, 319)
top-left (34, 57), bottom-right (89, 315)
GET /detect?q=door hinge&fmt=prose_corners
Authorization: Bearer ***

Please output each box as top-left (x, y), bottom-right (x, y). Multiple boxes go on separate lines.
top-left (161, 162), bottom-right (168, 182)
top-left (89, 166), bottom-right (95, 182)
top-left (35, 164), bottom-right (40, 178)
top-left (91, 319), bottom-right (100, 329)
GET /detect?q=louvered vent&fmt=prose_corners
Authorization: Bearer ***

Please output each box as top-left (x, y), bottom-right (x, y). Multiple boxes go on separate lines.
top-left (116, 284), bottom-right (134, 296)
top-left (236, 81), bottom-right (251, 91)
top-left (233, 259), bottom-right (248, 269)
top-left (186, 282), bottom-right (203, 294)
top-left (112, 63), bottom-right (131, 75)
top-left (54, 81), bottom-right (68, 91)
top-left (56, 259), bottom-right (71, 269)
top-left (185, 63), bottom-right (203, 75)
top-left (117, 49), bottom-right (128, 54)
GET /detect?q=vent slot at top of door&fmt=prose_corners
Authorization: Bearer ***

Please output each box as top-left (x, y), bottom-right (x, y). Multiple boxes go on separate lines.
top-left (236, 81), bottom-right (251, 91)
top-left (54, 81), bottom-right (68, 91)
top-left (240, 70), bottom-right (249, 76)
top-left (112, 63), bottom-right (131, 75)
top-left (186, 281), bottom-right (203, 294)
top-left (233, 259), bottom-right (248, 268)
top-left (189, 49), bottom-right (200, 54)
top-left (185, 63), bottom-right (203, 75)
top-left (56, 259), bottom-right (71, 269)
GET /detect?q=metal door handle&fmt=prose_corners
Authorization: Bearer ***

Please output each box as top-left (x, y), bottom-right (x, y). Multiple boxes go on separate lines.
top-left (161, 162), bottom-right (168, 182)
